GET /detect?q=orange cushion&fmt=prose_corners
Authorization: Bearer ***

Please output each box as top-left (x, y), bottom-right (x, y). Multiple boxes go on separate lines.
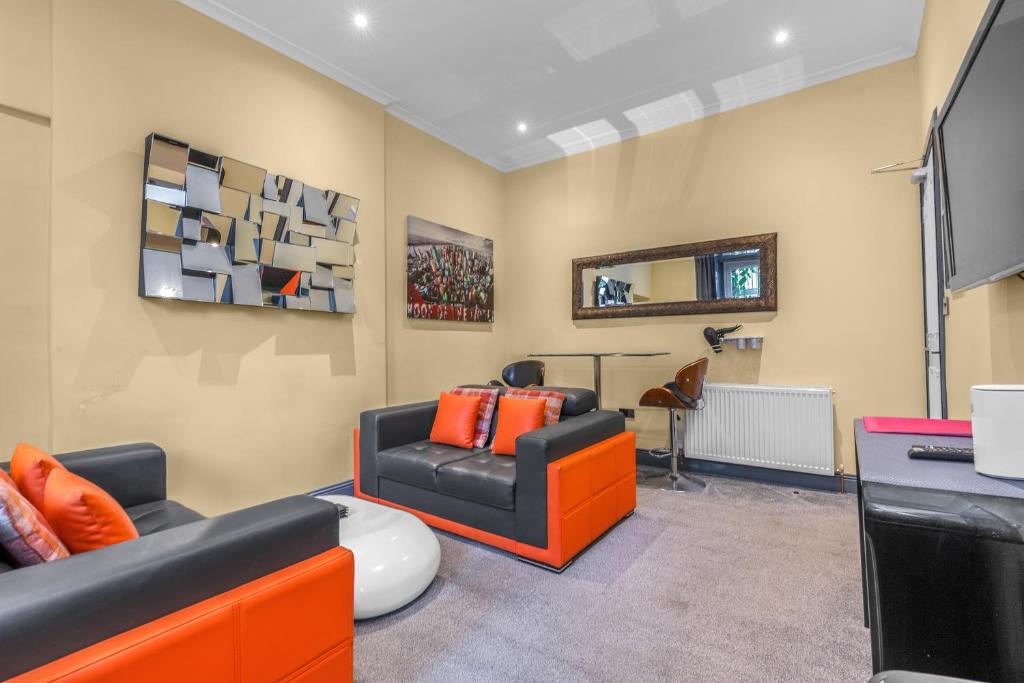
top-left (0, 472), bottom-right (69, 566)
top-left (10, 442), bottom-right (67, 511)
top-left (42, 468), bottom-right (140, 554)
top-left (429, 392), bottom-right (483, 449)
top-left (491, 396), bottom-right (547, 456)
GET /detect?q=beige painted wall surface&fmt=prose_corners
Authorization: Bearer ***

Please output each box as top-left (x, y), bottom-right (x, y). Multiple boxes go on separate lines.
top-left (49, 0), bottom-right (387, 515)
top-left (384, 116), bottom-right (506, 404)
top-left (0, 0), bottom-right (51, 118)
top-left (0, 114), bottom-right (51, 457)
top-left (914, 0), bottom-right (1024, 418)
top-left (0, 0), bottom-right (51, 458)
top-left (503, 59), bottom-right (926, 474)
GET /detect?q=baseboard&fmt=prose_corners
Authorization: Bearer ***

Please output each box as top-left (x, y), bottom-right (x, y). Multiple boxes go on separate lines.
top-left (309, 463), bottom-right (858, 500)
top-left (308, 480), bottom-right (355, 497)
top-left (637, 449), bottom-right (856, 493)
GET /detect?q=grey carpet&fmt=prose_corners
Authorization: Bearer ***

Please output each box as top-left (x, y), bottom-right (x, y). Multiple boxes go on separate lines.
top-left (354, 476), bottom-right (871, 682)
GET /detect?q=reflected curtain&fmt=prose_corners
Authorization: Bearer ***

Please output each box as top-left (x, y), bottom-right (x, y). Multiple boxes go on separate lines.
top-left (695, 255), bottom-right (717, 301)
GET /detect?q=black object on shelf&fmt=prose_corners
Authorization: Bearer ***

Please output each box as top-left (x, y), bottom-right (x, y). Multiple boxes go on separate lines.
top-left (906, 444), bottom-right (974, 462)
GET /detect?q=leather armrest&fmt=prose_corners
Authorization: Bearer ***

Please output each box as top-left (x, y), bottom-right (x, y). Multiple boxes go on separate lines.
top-left (515, 410), bottom-right (625, 464)
top-left (0, 495), bottom-right (339, 679)
top-left (56, 443), bottom-right (167, 508)
top-left (359, 401), bottom-right (438, 496)
top-left (514, 410), bottom-right (625, 548)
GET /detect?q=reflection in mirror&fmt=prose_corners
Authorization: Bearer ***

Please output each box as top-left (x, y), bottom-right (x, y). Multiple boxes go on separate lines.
top-left (583, 249), bottom-right (761, 308)
top-left (572, 233), bottom-right (776, 319)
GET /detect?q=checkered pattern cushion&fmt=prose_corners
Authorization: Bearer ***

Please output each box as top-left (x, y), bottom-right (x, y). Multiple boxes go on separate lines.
top-left (0, 469), bottom-right (69, 566)
top-left (505, 388), bottom-right (566, 426)
top-left (451, 386), bottom-right (501, 448)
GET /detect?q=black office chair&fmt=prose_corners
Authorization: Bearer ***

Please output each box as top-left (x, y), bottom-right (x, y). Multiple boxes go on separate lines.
top-left (489, 360), bottom-right (545, 388)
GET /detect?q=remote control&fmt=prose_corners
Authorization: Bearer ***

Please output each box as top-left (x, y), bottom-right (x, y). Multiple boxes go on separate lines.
top-left (907, 445), bottom-right (974, 462)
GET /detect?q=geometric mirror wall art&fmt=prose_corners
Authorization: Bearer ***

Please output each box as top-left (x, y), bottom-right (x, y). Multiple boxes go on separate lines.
top-left (139, 132), bottom-right (358, 314)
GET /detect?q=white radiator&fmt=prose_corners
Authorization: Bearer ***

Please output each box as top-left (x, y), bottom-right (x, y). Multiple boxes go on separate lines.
top-left (684, 383), bottom-right (835, 476)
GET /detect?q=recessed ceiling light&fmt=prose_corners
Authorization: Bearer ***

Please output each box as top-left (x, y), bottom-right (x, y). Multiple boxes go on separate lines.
top-left (353, 13), bottom-right (369, 29)
top-left (774, 29), bottom-right (789, 44)
top-left (516, 122), bottom-right (528, 134)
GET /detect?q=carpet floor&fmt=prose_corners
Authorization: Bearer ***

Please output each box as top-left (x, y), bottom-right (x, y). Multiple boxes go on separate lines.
top-left (354, 475), bottom-right (871, 682)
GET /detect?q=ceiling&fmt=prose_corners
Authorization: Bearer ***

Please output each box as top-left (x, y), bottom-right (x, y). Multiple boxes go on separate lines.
top-left (179, 0), bottom-right (926, 172)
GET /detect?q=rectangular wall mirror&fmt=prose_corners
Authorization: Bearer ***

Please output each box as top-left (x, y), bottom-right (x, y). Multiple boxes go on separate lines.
top-left (572, 233), bottom-right (777, 319)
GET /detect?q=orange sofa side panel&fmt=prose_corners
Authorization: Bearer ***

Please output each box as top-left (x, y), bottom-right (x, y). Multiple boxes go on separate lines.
top-left (11, 547), bottom-right (354, 683)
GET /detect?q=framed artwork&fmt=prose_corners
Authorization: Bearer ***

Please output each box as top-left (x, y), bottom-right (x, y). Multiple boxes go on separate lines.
top-left (406, 216), bottom-right (494, 322)
top-left (139, 132), bottom-right (358, 314)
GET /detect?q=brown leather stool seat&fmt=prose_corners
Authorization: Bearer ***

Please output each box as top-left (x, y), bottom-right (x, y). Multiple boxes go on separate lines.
top-left (638, 357), bottom-right (709, 492)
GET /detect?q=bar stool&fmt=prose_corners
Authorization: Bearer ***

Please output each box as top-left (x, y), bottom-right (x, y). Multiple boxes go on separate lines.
top-left (638, 357), bottom-right (709, 492)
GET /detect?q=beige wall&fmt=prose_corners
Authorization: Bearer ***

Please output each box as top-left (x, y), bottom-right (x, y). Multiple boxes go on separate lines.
top-left (2, 0), bottom-right (1009, 506)
top-left (914, 0), bottom-right (1024, 418)
top-left (0, 0), bottom-right (52, 458)
top-left (0, 0), bottom-right (506, 515)
top-left (47, 0), bottom-right (388, 515)
top-left (503, 59), bottom-right (926, 474)
top-left (384, 116), bottom-right (506, 404)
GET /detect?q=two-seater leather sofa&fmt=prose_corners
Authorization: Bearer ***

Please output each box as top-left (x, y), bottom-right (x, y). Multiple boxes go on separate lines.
top-left (357, 386), bottom-right (636, 570)
top-left (0, 443), bottom-right (353, 682)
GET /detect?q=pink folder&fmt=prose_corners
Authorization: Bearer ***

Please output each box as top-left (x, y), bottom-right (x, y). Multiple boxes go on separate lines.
top-left (863, 416), bottom-right (972, 437)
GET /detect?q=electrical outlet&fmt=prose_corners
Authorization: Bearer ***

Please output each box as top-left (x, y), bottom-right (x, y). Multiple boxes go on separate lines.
top-left (619, 408), bottom-right (635, 420)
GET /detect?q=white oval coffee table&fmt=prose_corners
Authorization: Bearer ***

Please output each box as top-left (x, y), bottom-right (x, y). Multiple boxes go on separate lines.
top-left (318, 494), bottom-right (440, 619)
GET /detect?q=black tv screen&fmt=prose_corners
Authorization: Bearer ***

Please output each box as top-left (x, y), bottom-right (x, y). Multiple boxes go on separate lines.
top-left (938, 0), bottom-right (1024, 291)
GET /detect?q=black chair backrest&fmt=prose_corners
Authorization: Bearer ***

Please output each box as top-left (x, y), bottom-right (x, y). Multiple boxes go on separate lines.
top-left (502, 360), bottom-right (545, 388)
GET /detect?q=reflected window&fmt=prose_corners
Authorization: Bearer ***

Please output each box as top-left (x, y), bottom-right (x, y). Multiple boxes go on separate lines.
top-left (723, 254), bottom-right (760, 299)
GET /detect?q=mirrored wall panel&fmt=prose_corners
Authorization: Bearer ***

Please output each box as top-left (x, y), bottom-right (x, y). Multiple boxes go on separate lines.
top-left (572, 233), bottom-right (776, 319)
top-left (139, 132), bottom-right (359, 314)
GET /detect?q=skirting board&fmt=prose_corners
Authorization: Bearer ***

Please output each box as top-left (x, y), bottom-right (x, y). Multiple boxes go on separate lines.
top-left (636, 449), bottom-right (856, 493)
top-left (308, 480), bottom-right (355, 497)
top-left (310, 458), bottom-right (856, 501)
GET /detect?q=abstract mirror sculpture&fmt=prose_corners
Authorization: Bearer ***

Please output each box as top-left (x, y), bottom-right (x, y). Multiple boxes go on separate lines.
top-left (572, 233), bottom-right (777, 319)
top-left (139, 132), bottom-right (358, 314)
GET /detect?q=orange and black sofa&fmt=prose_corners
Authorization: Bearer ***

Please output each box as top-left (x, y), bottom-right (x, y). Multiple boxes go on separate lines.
top-left (357, 386), bottom-right (636, 570)
top-left (0, 444), bottom-right (353, 682)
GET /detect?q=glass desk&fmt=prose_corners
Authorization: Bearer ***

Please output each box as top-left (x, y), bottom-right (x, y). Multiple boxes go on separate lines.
top-left (527, 352), bottom-right (670, 409)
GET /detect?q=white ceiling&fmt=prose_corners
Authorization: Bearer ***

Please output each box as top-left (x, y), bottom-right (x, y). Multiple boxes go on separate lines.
top-left (179, 0), bottom-right (926, 172)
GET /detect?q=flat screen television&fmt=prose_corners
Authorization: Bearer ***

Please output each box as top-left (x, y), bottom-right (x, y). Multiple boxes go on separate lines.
top-left (937, 0), bottom-right (1024, 291)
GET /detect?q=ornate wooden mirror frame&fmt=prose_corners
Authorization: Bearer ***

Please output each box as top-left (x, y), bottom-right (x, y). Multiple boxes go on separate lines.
top-left (571, 232), bottom-right (777, 320)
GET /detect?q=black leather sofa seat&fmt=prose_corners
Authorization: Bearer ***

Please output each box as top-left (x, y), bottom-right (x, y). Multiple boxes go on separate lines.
top-left (436, 452), bottom-right (516, 510)
top-left (376, 440), bottom-right (489, 492)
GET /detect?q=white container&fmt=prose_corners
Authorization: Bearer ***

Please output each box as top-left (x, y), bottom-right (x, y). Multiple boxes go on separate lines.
top-left (971, 385), bottom-right (1024, 479)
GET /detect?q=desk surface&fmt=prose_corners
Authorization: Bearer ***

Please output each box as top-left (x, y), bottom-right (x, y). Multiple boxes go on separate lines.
top-left (528, 352), bottom-right (670, 358)
top-left (854, 418), bottom-right (1024, 499)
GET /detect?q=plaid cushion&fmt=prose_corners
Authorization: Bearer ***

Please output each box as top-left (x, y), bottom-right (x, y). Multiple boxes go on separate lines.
top-left (451, 387), bottom-right (501, 448)
top-left (0, 470), bottom-right (69, 566)
top-left (505, 388), bottom-right (566, 426)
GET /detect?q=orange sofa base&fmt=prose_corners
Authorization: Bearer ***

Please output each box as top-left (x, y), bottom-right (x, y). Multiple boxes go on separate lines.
top-left (354, 429), bottom-right (636, 569)
top-left (13, 547), bottom-right (354, 683)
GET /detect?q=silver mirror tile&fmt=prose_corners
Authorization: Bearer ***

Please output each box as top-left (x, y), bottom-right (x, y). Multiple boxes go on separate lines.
top-left (182, 242), bottom-right (232, 275)
top-left (301, 184), bottom-right (330, 226)
top-left (333, 278), bottom-right (355, 313)
top-left (142, 248), bottom-right (183, 298)
top-left (145, 184), bottom-right (186, 206)
top-left (231, 264), bottom-right (262, 306)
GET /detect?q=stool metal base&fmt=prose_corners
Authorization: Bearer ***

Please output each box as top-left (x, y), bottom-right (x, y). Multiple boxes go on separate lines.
top-left (639, 470), bottom-right (707, 492)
